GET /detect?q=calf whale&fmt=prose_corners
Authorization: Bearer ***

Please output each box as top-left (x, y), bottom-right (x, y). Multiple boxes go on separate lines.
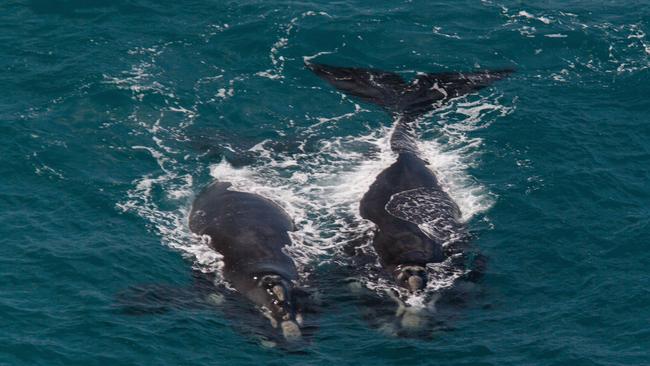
top-left (307, 63), bottom-right (512, 294)
top-left (188, 181), bottom-right (308, 343)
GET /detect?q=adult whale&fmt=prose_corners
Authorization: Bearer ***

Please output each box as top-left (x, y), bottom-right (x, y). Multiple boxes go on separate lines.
top-left (307, 63), bottom-right (512, 293)
top-left (188, 181), bottom-right (307, 343)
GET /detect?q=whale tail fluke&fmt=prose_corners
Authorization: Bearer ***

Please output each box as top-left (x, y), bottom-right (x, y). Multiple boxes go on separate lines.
top-left (306, 62), bottom-right (513, 118)
top-left (306, 62), bottom-right (408, 110)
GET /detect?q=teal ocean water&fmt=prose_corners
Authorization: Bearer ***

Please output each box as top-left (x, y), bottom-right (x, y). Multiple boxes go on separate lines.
top-left (2, 0), bottom-right (649, 364)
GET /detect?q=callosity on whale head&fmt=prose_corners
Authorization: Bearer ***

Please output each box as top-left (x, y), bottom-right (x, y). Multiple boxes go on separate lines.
top-left (394, 265), bottom-right (428, 292)
top-left (248, 273), bottom-right (303, 342)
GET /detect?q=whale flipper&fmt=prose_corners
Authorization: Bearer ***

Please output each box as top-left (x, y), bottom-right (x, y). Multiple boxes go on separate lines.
top-left (307, 62), bottom-right (513, 117)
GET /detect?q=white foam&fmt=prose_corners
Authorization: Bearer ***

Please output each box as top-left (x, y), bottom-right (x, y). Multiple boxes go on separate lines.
top-left (102, 44), bottom-right (176, 101)
top-left (34, 164), bottom-right (65, 180)
top-left (303, 50), bottom-right (336, 64)
top-left (518, 10), bottom-right (552, 24)
top-left (215, 77), bottom-right (239, 99)
top-left (313, 103), bottom-right (368, 126)
top-left (257, 11), bottom-right (332, 80)
top-left (432, 26), bottom-right (461, 39)
top-left (200, 23), bottom-right (229, 43)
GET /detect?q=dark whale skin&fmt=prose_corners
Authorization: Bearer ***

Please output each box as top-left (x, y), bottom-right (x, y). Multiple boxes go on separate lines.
top-left (189, 181), bottom-right (298, 287)
top-left (360, 152), bottom-right (457, 270)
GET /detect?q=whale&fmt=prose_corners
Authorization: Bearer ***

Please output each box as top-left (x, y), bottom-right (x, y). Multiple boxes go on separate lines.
top-left (307, 62), bottom-right (511, 330)
top-left (115, 180), bottom-right (316, 348)
top-left (188, 181), bottom-right (308, 343)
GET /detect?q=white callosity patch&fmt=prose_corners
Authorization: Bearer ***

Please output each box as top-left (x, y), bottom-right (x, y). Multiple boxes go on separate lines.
top-left (280, 320), bottom-right (302, 342)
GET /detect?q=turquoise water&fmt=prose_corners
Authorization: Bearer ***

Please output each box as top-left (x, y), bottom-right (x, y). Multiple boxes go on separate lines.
top-left (2, 0), bottom-right (649, 364)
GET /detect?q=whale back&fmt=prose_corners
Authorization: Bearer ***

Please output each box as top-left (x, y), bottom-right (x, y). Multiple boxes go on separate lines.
top-left (359, 153), bottom-right (464, 267)
top-left (189, 181), bottom-right (297, 281)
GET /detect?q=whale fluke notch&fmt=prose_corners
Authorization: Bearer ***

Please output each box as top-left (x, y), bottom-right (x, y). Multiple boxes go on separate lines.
top-left (306, 62), bottom-right (514, 118)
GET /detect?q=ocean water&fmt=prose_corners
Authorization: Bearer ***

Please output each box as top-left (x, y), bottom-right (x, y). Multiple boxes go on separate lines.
top-left (1, 0), bottom-right (649, 364)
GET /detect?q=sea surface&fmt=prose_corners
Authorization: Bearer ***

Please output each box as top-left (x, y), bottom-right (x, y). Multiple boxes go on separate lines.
top-left (1, 0), bottom-right (649, 365)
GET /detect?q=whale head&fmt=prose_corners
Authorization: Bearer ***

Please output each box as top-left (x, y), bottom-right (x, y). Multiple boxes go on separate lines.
top-left (394, 265), bottom-right (427, 292)
top-left (252, 274), bottom-right (303, 342)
